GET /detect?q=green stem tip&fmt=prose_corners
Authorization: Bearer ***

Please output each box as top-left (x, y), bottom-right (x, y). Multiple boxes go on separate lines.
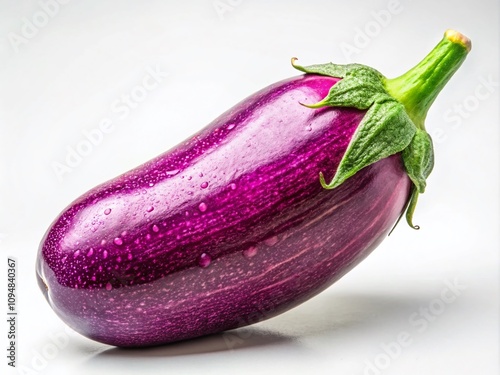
top-left (384, 29), bottom-right (471, 130)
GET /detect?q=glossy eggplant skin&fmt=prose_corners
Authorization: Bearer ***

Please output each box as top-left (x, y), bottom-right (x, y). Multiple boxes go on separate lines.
top-left (37, 74), bottom-right (411, 347)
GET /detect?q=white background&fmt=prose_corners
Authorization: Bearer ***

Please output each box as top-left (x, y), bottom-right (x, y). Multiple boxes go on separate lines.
top-left (1, 1), bottom-right (498, 374)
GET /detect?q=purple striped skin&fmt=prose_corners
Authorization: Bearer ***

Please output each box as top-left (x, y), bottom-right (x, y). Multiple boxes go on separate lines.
top-left (37, 74), bottom-right (411, 347)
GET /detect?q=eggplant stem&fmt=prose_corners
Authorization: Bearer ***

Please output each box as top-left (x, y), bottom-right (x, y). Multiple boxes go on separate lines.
top-left (405, 188), bottom-right (421, 230)
top-left (388, 185), bottom-right (420, 236)
top-left (384, 30), bottom-right (471, 130)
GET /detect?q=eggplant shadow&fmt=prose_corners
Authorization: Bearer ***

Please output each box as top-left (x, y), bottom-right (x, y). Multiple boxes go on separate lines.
top-left (81, 290), bottom-right (434, 372)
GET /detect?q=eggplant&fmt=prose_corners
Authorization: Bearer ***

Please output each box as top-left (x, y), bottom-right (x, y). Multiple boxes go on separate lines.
top-left (36, 30), bottom-right (470, 347)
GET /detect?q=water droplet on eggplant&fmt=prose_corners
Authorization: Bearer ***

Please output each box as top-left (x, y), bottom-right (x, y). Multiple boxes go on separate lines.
top-left (198, 253), bottom-right (211, 268)
top-left (243, 246), bottom-right (258, 258)
top-left (263, 236), bottom-right (279, 246)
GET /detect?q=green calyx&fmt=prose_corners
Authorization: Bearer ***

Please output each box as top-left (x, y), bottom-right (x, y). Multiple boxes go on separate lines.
top-left (292, 30), bottom-right (471, 230)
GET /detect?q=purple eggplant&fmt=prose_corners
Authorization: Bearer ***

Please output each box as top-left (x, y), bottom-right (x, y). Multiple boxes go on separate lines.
top-left (36, 30), bottom-right (470, 347)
